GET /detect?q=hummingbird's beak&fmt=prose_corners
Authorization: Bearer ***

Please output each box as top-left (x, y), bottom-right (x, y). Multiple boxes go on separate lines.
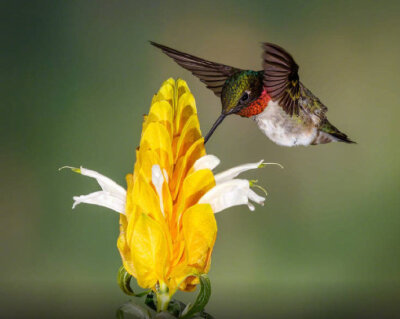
top-left (204, 114), bottom-right (226, 144)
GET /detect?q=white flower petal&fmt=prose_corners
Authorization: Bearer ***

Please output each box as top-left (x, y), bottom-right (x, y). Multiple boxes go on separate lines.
top-left (248, 188), bottom-right (265, 205)
top-left (73, 191), bottom-right (126, 213)
top-left (199, 179), bottom-right (265, 213)
top-left (152, 164), bottom-right (165, 217)
top-left (193, 154), bottom-right (220, 171)
top-left (61, 166), bottom-right (127, 214)
top-left (247, 202), bottom-right (255, 211)
top-left (214, 160), bottom-right (264, 184)
top-left (79, 167), bottom-right (126, 201)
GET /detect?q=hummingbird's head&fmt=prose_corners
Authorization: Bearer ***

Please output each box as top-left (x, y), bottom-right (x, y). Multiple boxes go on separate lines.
top-left (221, 70), bottom-right (264, 116)
top-left (203, 71), bottom-right (264, 144)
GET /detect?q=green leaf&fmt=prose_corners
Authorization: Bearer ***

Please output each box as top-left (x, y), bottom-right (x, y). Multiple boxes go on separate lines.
top-left (180, 274), bottom-right (211, 319)
top-left (153, 312), bottom-right (177, 319)
top-left (167, 298), bottom-right (185, 317)
top-left (118, 265), bottom-right (150, 297)
top-left (116, 301), bottom-right (152, 319)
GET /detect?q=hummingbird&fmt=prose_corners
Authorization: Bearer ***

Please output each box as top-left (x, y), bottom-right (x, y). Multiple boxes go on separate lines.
top-left (150, 41), bottom-right (355, 146)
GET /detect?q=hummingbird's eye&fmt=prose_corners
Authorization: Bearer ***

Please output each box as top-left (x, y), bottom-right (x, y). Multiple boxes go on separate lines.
top-left (240, 92), bottom-right (250, 103)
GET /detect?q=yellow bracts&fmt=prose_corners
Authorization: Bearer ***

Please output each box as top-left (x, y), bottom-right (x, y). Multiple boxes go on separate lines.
top-left (117, 79), bottom-right (217, 295)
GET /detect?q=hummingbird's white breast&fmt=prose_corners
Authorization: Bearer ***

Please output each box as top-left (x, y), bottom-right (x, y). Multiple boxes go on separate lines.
top-left (253, 100), bottom-right (317, 147)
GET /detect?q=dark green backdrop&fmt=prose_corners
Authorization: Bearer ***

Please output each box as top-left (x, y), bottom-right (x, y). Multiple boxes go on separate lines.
top-left (1, 1), bottom-right (399, 318)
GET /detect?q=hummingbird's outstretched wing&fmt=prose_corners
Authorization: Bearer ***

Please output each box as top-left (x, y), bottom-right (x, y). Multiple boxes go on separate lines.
top-left (262, 43), bottom-right (301, 116)
top-left (150, 41), bottom-right (242, 97)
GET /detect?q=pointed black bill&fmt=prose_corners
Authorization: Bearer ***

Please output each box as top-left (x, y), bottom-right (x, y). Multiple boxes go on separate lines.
top-left (204, 114), bottom-right (226, 144)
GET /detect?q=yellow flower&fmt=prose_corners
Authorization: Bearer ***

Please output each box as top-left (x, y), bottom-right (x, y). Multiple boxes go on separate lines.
top-left (67, 78), bottom-right (268, 307)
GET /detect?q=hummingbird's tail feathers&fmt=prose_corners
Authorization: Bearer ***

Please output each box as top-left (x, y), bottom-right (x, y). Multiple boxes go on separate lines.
top-left (313, 120), bottom-right (356, 145)
top-left (150, 41), bottom-right (242, 97)
top-left (329, 131), bottom-right (356, 144)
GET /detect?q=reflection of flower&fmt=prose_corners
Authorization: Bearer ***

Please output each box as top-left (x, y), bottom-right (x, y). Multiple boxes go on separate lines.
top-left (66, 78), bottom-right (267, 310)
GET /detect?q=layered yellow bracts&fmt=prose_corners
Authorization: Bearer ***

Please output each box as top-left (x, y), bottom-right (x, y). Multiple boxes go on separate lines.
top-left (68, 79), bottom-right (269, 304)
top-left (118, 79), bottom-right (217, 295)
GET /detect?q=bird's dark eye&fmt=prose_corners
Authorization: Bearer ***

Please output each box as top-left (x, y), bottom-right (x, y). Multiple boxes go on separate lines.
top-left (240, 92), bottom-right (250, 103)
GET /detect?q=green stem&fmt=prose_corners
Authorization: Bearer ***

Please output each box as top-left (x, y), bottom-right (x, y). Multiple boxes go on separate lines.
top-left (156, 282), bottom-right (170, 312)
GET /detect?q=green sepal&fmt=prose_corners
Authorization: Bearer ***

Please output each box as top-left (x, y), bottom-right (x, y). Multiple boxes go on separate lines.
top-left (180, 274), bottom-right (211, 319)
top-left (118, 265), bottom-right (150, 297)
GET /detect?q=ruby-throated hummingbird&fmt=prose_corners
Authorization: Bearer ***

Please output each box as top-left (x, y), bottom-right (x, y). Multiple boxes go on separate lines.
top-left (150, 41), bottom-right (355, 146)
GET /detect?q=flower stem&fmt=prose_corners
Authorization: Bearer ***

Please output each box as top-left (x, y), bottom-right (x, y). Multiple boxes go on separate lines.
top-left (156, 282), bottom-right (170, 312)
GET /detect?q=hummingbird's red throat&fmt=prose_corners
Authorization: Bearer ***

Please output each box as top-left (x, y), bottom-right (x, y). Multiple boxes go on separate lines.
top-left (237, 89), bottom-right (271, 117)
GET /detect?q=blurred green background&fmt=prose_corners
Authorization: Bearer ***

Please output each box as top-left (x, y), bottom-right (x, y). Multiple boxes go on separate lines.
top-left (1, 0), bottom-right (400, 318)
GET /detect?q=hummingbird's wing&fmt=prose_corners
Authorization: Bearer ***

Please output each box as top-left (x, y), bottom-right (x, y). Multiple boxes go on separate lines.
top-left (150, 41), bottom-right (242, 97)
top-left (262, 43), bottom-right (301, 116)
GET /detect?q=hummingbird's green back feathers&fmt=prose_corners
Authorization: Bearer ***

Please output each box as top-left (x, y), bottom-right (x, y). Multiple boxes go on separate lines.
top-left (150, 41), bottom-right (242, 97)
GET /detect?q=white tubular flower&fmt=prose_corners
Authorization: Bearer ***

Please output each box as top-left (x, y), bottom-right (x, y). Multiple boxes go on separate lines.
top-left (60, 166), bottom-right (126, 214)
top-left (214, 160), bottom-right (264, 184)
top-left (193, 154), bottom-right (221, 171)
top-left (199, 179), bottom-right (265, 212)
top-left (194, 156), bottom-right (272, 213)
